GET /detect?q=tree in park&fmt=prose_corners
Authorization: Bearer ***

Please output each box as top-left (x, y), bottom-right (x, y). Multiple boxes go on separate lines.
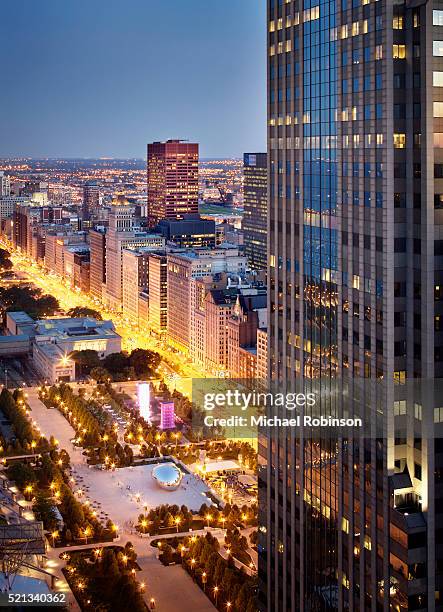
top-left (129, 348), bottom-right (161, 376)
top-left (0, 285), bottom-right (59, 319)
top-left (100, 548), bottom-right (120, 578)
top-left (102, 352), bottom-right (129, 375)
top-left (67, 307), bottom-right (102, 320)
top-left (70, 350), bottom-right (101, 376)
top-left (6, 462), bottom-right (37, 489)
top-left (90, 367), bottom-right (111, 383)
top-left (32, 492), bottom-right (58, 530)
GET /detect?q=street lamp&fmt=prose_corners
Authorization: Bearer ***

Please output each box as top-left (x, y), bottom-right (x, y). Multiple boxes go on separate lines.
top-left (51, 531), bottom-right (58, 547)
top-left (202, 571), bottom-right (207, 592)
top-left (226, 602), bottom-right (232, 611)
top-left (206, 513), bottom-right (212, 528)
top-left (149, 597), bottom-right (156, 610)
top-left (175, 516), bottom-right (181, 532)
top-left (84, 526), bottom-right (91, 544)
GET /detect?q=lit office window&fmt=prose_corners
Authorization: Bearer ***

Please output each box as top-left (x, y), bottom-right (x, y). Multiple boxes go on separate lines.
top-left (393, 44), bottom-right (406, 58)
top-left (393, 133), bottom-right (406, 148)
top-left (433, 40), bottom-right (443, 56)
top-left (434, 10), bottom-right (443, 25)
top-left (434, 102), bottom-right (443, 117)
top-left (393, 15), bottom-right (403, 29)
top-left (434, 71), bottom-right (443, 86)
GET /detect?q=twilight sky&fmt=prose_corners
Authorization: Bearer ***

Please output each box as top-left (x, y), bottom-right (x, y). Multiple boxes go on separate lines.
top-left (0, 0), bottom-right (266, 159)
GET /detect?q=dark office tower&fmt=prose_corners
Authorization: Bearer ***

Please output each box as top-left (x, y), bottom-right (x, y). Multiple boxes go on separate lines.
top-left (262, 2), bottom-right (443, 611)
top-left (83, 181), bottom-right (100, 220)
top-left (243, 153), bottom-right (267, 270)
top-left (89, 227), bottom-right (106, 300)
top-left (147, 139), bottom-right (199, 228)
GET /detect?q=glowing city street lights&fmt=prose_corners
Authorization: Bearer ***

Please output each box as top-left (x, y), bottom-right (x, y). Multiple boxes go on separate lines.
top-left (51, 531), bottom-right (58, 547)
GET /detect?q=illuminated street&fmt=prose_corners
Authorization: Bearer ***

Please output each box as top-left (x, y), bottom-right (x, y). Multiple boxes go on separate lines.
top-left (1, 238), bottom-right (198, 398)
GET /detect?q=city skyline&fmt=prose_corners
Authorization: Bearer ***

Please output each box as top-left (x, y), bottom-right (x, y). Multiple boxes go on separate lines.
top-left (0, 0), bottom-right (266, 160)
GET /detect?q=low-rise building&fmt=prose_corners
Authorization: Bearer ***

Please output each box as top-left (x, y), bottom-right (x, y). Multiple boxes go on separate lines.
top-left (5, 313), bottom-right (121, 383)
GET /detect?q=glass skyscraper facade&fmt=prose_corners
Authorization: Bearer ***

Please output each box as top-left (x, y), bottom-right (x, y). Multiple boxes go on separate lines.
top-left (243, 152), bottom-right (268, 270)
top-left (262, 0), bottom-right (443, 610)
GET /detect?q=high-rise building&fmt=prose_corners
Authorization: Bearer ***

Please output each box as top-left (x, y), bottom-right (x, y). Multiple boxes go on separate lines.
top-left (122, 249), bottom-right (150, 324)
top-left (89, 227), bottom-right (107, 300)
top-left (227, 292), bottom-right (267, 379)
top-left (147, 139), bottom-right (199, 227)
top-left (147, 252), bottom-right (168, 334)
top-left (104, 200), bottom-right (165, 309)
top-left (262, 2), bottom-right (443, 611)
top-left (204, 288), bottom-right (239, 375)
top-left (82, 181), bottom-right (100, 219)
top-left (243, 153), bottom-right (267, 270)
top-left (0, 196), bottom-right (28, 225)
top-left (167, 247), bottom-right (247, 352)
top-left (0, 171), bottom-right (11, 197)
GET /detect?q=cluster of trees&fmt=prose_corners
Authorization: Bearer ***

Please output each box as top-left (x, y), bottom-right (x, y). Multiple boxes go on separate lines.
top-left (67, 306), bottom-right (102, 320)
top-left (71, 347), bottom-right (161, 382)
top-left (183, 532), bottom-right (256, 612)
top-left (175, 445), bottom-right (200, 465)
top-left (224, 527), bottom-right (252, 566)
top-left (31, 453), bottom-right (111, 543)
top-left (124, 423), bottom-right (182, 457)
top-left (206, 440), bottom-right (258, 471)
top-left (88, 441), bottom-right (134, 468)
top-left (7, 461), bottom-right (37, 489)
top-left (0, 248), bottom-right (12, 272)
top-left (0, 285), bottom-right (59, 319)
top-left (0, 388), bottom-right (51, 455)
top-left (159, 383), bottom-right (194, 420)
top-left (198, 502), bottom-right (258, 529)
top-left (40, 384), bottom-right (115, 447)
top-left (6, 449), bottom-right (108, 545)
top-left (65, 543), bottom-right (145, 612)
top-left (137, 503), bottom-right (194, 535)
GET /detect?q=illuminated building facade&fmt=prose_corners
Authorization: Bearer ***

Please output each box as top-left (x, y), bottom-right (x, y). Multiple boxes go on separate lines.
top-left (122, 248), bottom-right (150, 325)
top-left (160, 401), bottom-right (175, 430)
top-left (82, 181), bottom-right (100, 220)
top-left (0, 171), bottom-right (11, 197)
top-left (137, 382), bottom-right (151, 422)
top-left (147, 252), bottom-right (168, 334)
top-left (243, 153), bottom-right (268, 271)
top-left (204, 288), bottom-right (238, 375)
top-left (89, 227), bottom-right (107, 300)
top-left (6, 312), bottom-right (121, 384)
top-left (104, 201), bottom-right (165, 309)
top-left (261, 1), bottom-right (443, 611)
top-left (156, 215), bottom-right (216, 247)
top-left (147, 139), bottom-right (199, 227)
top-left (167, 248), bottom-right (247, 352)
top-left (227, 292), bottom-right (267, 379)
